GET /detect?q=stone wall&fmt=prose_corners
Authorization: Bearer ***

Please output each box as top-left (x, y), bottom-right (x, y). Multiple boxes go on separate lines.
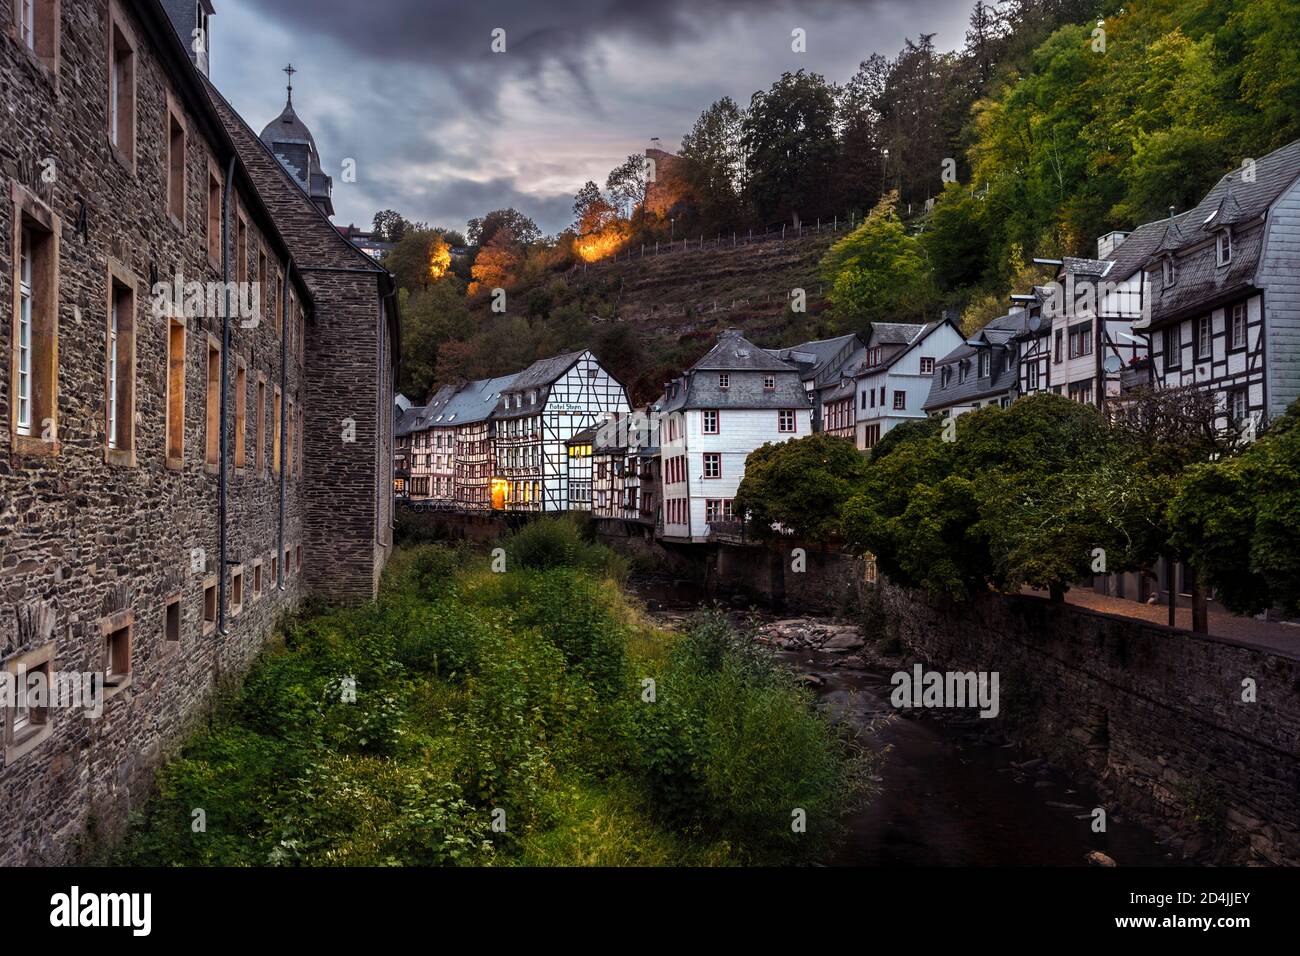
top-left (0, 0), bottom-right (385, 864)
top-left (878, 581), bottom-right (1300, 864)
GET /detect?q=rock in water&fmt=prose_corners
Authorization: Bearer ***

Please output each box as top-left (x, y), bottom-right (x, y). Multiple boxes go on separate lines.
top-left (1086, 850), bottom-right (1117, 867)
top-left (822, 633), bottom-right (866, 652)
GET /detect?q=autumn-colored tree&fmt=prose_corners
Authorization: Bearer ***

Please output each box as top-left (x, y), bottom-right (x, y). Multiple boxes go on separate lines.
top-left (467, 230), bottom-right (522, 298)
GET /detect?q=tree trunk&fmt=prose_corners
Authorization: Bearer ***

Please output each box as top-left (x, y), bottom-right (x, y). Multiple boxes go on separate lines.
top-left (1191, 567), bottom-right (1209, 634)
top-left (1167, 556), bottom-right (1177, 628)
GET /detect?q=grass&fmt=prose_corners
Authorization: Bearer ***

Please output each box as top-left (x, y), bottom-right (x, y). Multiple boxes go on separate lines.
top-left (114, 522), bottom-right (870, 866)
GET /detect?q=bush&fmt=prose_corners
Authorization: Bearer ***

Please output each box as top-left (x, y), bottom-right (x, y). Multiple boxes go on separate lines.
top-left (629, 612), bottom-right (868, 861)
top-left (119, 545), bottom-right (866, 866)
top-left (504, 516), bottom-right (628, 581)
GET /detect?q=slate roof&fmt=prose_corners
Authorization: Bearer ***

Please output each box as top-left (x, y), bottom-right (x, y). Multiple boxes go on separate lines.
top-left (1140, 138), bottom-right (1300, 324)
top-left (493, 350), bottom-right (595, 420)
top-left (395, 405), bottom-right (426, 438)
top-left (692, 330), bottom-right (797, 372)
top-left (1103, 217), bottom-right (1172, 281)
top-left (766, 333), bottom-right (862, 385)
top-left (660, 330), bottom-right (808, 412)
top-left (855, 320), bottom-right (951, 377)
top-left (923, 312), bottom-right (1027, 411)
top-left (428, 374), bottom-right (520, 427)
top-left (871, 322), bottom-right (928, 345)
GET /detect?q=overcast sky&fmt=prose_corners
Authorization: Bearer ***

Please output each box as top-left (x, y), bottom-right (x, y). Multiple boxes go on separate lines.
top-left (211, 0), bottom-right (973, 236)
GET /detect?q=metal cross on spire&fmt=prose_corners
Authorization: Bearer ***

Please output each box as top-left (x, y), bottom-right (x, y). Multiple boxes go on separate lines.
top-left (283, 63), bottom-right (296, 104)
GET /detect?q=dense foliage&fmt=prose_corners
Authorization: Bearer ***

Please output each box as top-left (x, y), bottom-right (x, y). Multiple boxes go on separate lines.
top-left (117, 531), bottom-right (868, 866)
top-left (735, 433), bottom-right (869, 541)
top-left (1169, 405), bottom-right (1300, 615)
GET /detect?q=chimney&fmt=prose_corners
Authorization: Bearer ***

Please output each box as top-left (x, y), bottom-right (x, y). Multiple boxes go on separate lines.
top-left (1096, 230), bottom-right (1129, 260)
top-left (164, 1), bottom-right (215, 76)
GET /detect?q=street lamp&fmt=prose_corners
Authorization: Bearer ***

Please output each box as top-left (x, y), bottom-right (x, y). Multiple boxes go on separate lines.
top-left (670, 217), bottom-right (675, 242)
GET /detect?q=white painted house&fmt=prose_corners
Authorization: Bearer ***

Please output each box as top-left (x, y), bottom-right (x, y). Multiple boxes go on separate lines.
top-left (657, 329), bottom-right (813, 542)
top-left (491, 350), bottom-right (630, 512)
top-left (852, 319), bottom-right (964, 450)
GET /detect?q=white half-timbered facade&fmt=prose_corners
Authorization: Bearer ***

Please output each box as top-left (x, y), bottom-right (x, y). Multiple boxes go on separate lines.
top-left (1134, 139), bottom-right (1300, 433)
top-left (492, 351), bottom-right (630, 512)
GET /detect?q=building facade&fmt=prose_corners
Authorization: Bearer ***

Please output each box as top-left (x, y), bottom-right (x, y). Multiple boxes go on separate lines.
top-left (1135, 140), bottom-right (1300, 432)
top-left (0, 0), bottom-right (396, 864)
top-left (449, 373), bottom-right (516, 511)
top-left (658, 330), bottom-right (812, 542)
top-left (491, 350), bottom-right (629, 512)
top-left (924, 311), bottom-right (1028, 418)
top-left (853, 320), bottom-right (963, 449)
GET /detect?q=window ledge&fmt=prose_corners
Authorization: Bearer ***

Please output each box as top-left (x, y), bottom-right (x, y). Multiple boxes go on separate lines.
top-left (204, 462), bottom-right (219, 475)
top-left (168, 212), bottom-right (185, 233)
top-left (165, 455), bottom-right (184, 471)
top-left (11, 434), bottom-right (60, 457)
top-left (107, 139), bottom-right (135, 176)
top-left (104, 447), bottom-right (136, 468)
top-left (202, 620), bottom-right (216, 636)
top-left (5, 722), bottom-right (53, 764)
top-left (102, 675), bottom-right (132, 702)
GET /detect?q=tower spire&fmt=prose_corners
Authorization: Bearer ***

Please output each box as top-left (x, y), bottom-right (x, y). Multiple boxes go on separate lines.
top-left (283, 63), bottom-right (296, 105)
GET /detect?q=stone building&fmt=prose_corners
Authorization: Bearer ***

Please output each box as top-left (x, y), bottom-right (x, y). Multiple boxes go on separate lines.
top-left (0, 0), bottom-right (396, 864)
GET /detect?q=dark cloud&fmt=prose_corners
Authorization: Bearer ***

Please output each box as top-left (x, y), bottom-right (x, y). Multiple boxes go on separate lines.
top-left (212, 0), bottom-right (972, 234)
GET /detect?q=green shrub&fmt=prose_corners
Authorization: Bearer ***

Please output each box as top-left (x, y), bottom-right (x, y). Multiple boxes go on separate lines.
top-left (504, 516), bottom-right (628, 581)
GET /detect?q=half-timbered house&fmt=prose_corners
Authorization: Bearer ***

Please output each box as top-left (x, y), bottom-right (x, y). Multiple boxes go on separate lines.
top-left (1133, 139), bottom-right (1300, 431)
top-left (447, 373), bottom-right (517, 511)
top-left (491, 350), bottom-right (630, 512)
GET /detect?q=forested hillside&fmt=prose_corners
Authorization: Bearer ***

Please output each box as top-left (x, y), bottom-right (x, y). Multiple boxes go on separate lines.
top-left (385, 0), bottom-right (1300, 403)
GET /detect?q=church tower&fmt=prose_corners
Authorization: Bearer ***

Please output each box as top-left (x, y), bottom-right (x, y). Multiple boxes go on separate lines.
top-left (258, 64), bottom-right (335, 218)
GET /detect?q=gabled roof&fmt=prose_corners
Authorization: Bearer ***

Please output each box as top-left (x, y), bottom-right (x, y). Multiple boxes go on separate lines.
top-left (506, 350), bottom-right (588, 392)
top-left (1141, 137), bottom-right (1300, 325)
top-left (692, 330), bottom-right (796, 372)
top-left (435, 373), bottom-right (520, 426)
top-left (766, 333), bottom-right (862, 383)
top-left (870, 322), bottom-right (928, 345)
top-left (855, 319), bottom-right (954, 377)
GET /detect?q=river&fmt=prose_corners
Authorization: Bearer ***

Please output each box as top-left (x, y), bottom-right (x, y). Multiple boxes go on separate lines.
top-left (629, 576), bottom-right (1175, 867)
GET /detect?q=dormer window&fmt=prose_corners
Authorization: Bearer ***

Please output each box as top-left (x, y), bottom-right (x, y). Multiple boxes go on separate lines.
top-left (718, 373), bottom-right (729, 389)
top-left (940, 366), bottom-right (950, 388)
top-left (978, 351), bottom-right (990, 377)
top-left (958, 361), bottom-right (968, 384)
top-left (762, 375), bottom-right (775, 390)
top-left (1216, 229), bottom-right (1232, 267)
top-left (1162, 256), bottom-right (1176, 288)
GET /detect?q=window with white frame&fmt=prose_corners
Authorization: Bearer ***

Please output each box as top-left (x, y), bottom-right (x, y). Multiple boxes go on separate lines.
top-left (1196, 315), bottom-right (1212, 359)
top-left (1162, 256), bottom-right (1176, 288)
top-left (892, 390), bottom-right (906, 410)
top-left (1217, 229), bottom-right (1232, 267)
top-left (1230, 304), bottom-right (1246, 350)
top-left (718, 373), bottom-right (729, 389)
top-left (920, 356), bottom-right (934, 375)
top-left (978, 350), bottom-right (990, 377)
top-left (1230, 388), bottom-right (1247, 423)
top-left (778, 409), bottom-right (796, 432)
top-left (702, 409), bottom-right (719, 434)
top-left (703, 452), bottom-right (721, 478)
top-left (762, 374), bottom-right (775, 390)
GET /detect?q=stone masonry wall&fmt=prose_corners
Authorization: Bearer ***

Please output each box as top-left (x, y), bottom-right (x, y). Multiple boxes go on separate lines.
top-left (879, 581), bottom-right (1300, 865)
top-left (0, 0), bottom-right (310, 864)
